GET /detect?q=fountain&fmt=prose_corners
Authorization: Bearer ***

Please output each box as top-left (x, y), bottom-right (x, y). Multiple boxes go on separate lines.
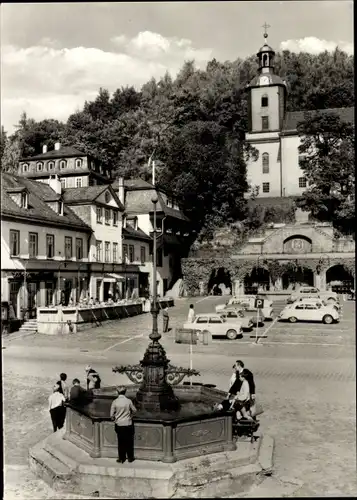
top-left (29, 196), bottom-right (273, 498)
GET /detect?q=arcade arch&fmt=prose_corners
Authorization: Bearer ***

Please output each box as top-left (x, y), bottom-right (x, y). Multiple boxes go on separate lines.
top-left (207, 267), bottom-right (232, 295)
top-left (326, 264), bottom-right (354, 288)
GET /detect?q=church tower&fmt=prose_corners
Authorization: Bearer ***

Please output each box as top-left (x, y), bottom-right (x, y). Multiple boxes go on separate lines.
top-left (246, 26), bottom-right (287, 133)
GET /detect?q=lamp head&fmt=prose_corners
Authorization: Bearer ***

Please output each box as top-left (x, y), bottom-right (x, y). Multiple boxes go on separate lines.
top-left (151, 194), bottom-right (158, 204)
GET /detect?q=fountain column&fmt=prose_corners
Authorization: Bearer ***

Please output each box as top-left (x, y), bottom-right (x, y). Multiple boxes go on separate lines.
top-left (135, 195), bottom-right (180, 413)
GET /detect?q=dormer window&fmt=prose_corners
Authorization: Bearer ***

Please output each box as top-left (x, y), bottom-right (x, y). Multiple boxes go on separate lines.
top-left (23, 164), bottom-right (29, 172)
top-left (21, 192), bottom-right (28, 208)
top-left (37, 162), bottom-right (43, 171)
top-left (60, 160), bottom-right (67, 169)
top-left (58, 201), bottom-right (64, 215)
top-left (75, 158), bottom-right (82, 168)
top-left (48, 161), bottom-right (54, 170)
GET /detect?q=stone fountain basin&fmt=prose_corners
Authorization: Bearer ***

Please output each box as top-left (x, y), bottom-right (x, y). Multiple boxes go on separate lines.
top-left (64, 384), bottom-right (236, 463)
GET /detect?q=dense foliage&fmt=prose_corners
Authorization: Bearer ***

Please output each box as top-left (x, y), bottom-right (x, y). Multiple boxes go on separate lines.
top-left (1, 48), bottom-right (354, 235)
top-left (296, 111), bottom-right (355, 237)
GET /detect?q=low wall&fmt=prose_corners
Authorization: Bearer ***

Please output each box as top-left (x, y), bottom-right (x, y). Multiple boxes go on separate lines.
top-left (37, 298), bottom-right (175, 335)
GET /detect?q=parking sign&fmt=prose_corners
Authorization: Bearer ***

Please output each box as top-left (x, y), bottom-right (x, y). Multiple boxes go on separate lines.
top-left (254, 298), bottom-right (264, 309)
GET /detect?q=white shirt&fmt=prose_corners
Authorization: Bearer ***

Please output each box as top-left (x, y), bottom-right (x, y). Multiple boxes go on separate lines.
top-left (187, 309), bottom-right (195, 323)
top-left (236, 379), bottom-right (250, 402)
top-left (48, 392), bottom-right (65, 411)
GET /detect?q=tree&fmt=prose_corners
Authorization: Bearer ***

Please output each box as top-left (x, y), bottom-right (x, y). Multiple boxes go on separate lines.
top-left (296, 111), bottom-right (355, 236)
top-left (1, 134), bottom-right (21, 173)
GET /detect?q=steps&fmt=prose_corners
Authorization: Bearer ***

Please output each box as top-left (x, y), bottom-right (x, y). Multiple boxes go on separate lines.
top-left (19, 319), bottom-right (38, 334)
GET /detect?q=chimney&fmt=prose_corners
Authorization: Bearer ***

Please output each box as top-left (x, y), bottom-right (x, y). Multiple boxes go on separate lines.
top-left (118, 177), bottom-right (125, 205)
top-left (54, 142), bottom-right (61, 151)
top-left (42, 144), bottom-right (47, 154)
top-left (48, 174), bottom-right (62, 195)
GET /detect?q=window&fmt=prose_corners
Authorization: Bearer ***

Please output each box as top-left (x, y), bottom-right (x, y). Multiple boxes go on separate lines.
top-left (10, 230), bottom-right (20, 256)
top-left (262, 182), bottom-right (270, 193)
top-left (157, 248), bottom-right (163, 267)
top-left (21, 192), bottom-right (28, 208)
top-left (261, 95), bottom-right (269, 107)
top-left (262, 116), bottom-right (269, 130)
top-left (75, 177), bottom-right (83, 188)
top-left (123, 244), bottom-right (128, 262)
top-left (23, 164), bottom-right (28, 172)
top-left (28, 232), bottom-right (38, 258)
top-left (46, 234), bottom-right (55, 258)
top-left (105, 209), bottom-right (110, 225)
top-left (96, 240), bottom-right (102, 261)
top-left (48, 161), bottom-right (54, 170)
top-left (295, 304), bottom-right (304, 310)
top-left (167, 198), bottom-right (172, 208)
top-left (299, 177), bottom-right (307, 188)
top-left (262, 152), bottom-right (269, 174)
top-left (105, 241), bottom-right (110, 262)
top-left (37, 162), bottom-right (43, 171)
top-left (196, 316), bottom-right (208, 324)
top-left (140, 246), bottom-right (146, 264)
top-left (60, 178), bottom-right (66, 189)
top-left (75, 158), bottom-right (82, 168)
top-left (113, 243), bottom-right (118, 262)
top-left (58, 201), bottom-right (63, 215)
top-left (60, 160), bottom-right (67, 169)
top-left (65, 237), bottom-right (73, 259)
top-left (209, 317), bottom-right (223, 324)
top-left (76, 238), bottom-right (83, 260)
top-left (129, 244), bottom-right (134, 263)
top-left (96, 207), bottom-right (102, 224)
top-left (113, 211), bottom-right (118, 226)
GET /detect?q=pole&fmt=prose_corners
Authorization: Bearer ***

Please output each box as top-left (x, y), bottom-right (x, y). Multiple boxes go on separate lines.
top-left (255, 308), bottom-right (259, 344)
top-left (149, 196), bottom-right (160, 341)
top-left (189, 339), bottom-right (193, 386)
top-left (23, 261), bottom-right (27, 319)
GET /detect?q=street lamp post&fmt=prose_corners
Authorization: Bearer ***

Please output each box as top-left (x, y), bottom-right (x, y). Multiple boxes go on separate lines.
top-left (150, 195), bottom-right (160, 341)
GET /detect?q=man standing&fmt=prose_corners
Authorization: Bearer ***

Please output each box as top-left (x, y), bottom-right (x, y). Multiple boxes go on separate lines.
top-left (70, 379), bottom-right (88, 404)
top-left (162, 307), bottom-right (169, 333)
top-left (59, 373), bottom-right (70, 401)
top-left (110, 386), bottom-right (137, 464)
top-left (187, 304), bottom-right (195, 323)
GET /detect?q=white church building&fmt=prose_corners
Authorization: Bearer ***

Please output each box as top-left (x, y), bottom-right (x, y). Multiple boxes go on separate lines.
top-left (245, 32), bottom-right (354, 198)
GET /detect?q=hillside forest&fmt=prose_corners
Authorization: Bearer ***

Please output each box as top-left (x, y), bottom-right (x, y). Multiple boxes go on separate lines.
top-left (1, 48), bottom-right (354, 239)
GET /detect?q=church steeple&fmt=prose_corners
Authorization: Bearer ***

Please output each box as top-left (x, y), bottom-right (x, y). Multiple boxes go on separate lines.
top-left (257, 23), bottom-right (275, 73)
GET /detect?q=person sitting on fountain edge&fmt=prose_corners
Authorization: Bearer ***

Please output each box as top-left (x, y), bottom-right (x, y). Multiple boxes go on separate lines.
top-left (230, 369), bottom-right (253, 421)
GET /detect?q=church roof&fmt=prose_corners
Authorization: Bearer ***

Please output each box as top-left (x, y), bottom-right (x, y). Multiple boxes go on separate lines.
top-left (247, 73), bottom-right (286, 88)
top-left (282, 107), bottom-right (354, 132)
top-left (258, 42), bottom-right (274, 53)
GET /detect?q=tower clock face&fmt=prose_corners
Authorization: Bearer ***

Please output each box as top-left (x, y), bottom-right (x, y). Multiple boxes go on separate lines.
top-left (259, 76), bottom-right (270, 86)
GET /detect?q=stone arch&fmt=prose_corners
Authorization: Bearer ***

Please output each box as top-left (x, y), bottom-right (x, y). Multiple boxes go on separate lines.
top-left (207, 267), bottom-right (232, 296)
top-left (283, 235), bottom-right (312, 254)
top-left (244, 266), bottom-right (271, 293)
top-left (281, 261), bottom-right (314, 290)
top-left (326, 264), bottom-right (354, 288)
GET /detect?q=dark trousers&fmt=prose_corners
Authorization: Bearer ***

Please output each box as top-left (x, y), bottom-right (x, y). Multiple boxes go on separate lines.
top-left (163, 317), bottom-right (169, 332)
top-left (115, 424), bottom-right (134, 461)
top-left (50, 406), bottom-right (65, 432)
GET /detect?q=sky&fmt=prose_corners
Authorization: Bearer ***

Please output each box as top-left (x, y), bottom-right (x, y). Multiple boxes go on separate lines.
top-left (1, 1), bottom-right (353, 133)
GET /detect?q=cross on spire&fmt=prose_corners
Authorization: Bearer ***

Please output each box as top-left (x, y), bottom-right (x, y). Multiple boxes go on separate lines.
top-left (262, 22), bottom-right (270, 39)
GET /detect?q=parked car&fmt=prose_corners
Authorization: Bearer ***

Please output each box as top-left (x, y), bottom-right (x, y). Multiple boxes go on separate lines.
top-left (216, 295), bottom-right (274, 319)
top-left (279, 302), bottom-right (340, 324)
top-left (293, 297), bottom-right (341, 311)
top-left (183, 313), bottom-right (243, 340)
top-left (287, 286), bottom-right (338, 304)
top-left (219, 307), bottom-right (255, 330)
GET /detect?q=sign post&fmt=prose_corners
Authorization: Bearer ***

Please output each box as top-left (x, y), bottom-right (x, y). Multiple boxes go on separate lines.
top-left (189, 330), bottom-right (197, 385)
top-left (254, 298), bottom-right (264, 344)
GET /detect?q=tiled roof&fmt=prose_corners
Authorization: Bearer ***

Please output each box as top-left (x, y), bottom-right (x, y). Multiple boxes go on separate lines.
top-left (62, 186), bottom-right (124, 210)
top-left (282, 107), bottom-right (354, 132)
top-left (122, 226), bottom-right (151, 241)
top-left (1, 173), bottom-right (92, 230)
top-left (20, 146), bottom-right (86, 161)
top-left (248, 73), bottom-right (286, 88)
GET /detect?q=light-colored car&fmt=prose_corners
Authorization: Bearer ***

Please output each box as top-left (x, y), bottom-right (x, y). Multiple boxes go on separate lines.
top-left (293, 297), bottom-right (341, 311)
top-left (288, 286), bottom-right (338, 304)
top-left (219, 308), bottom-right (254, 330)
top-left (183, 313), bottom-right (243, 340)
top-left (279, 302), bottom-right (340, 324)
top-left (216, 295), bottom-right (274, 320)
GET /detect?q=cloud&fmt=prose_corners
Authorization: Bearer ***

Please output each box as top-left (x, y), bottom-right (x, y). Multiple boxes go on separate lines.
top-left (280, 37), bottom-right (353, 55)
top-left (2, 31), bottom-right (213, 132)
